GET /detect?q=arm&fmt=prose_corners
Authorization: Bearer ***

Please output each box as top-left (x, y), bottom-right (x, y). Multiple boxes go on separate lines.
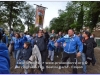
top-left (10, 37), bottom-right (14, 44)
top-left (34, 37), bottom-right (37, 45)
top-left (47, 42), bottom-right (50, 48)
top-left (24, 36), bottom-right (27, 41)
top-left (6, 36), bottom-right (8, 45)
top-left (18, 39), bottom-right (24, 49)
top-left (56, 38), bottom-right (65, 43)
top-left (50, 42), bottom-right (55, 48)
top-left (31, 39), bottom-right (35, 47)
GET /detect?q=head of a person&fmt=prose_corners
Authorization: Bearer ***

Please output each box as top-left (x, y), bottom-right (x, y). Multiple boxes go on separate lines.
top-left (76, 32), bottom-right (80, 37)
top-left (56, 34), bottom-right (58, 37)
top-left (24, 42), bottom-right (30, 49)
top-left (20, 33), bottom-right (24, 37)
top-left (11, 32), bottom-right (14, 36)
top-left (50, 37), bottom-right (55, 41)
top-left (52, 30), bottom-right (55, 34)
top-left (82, 31), bottom-right (91, 39)
top-left (42, 30), bottom-right (44, 35)
top-left (38, 30), bottom-right (43, 37)
top-left (15, 33), bottom-right (20, 38)
top-left (27, 32), bottom-right (30, 35)
top-left (24, 32), bottom-right (27, 35)
top-left (43, 29), bottom-right (46, 33)
top-left (63, 32), bottom-right (65, 36)
top-left (68, 29), bottom-right (74, 37)
top-left (91, 34), bottom-right (95, 38)
top-left (59, 31), bottom-right (62, 35)
top-left (32, 33), bottom-right (36, 38)
top-left (0, 28), bottom-right (4, 40)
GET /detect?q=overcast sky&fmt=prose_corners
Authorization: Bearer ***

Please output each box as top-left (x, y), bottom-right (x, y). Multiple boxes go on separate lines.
top-left (27, 1), bottom-right (67, 28)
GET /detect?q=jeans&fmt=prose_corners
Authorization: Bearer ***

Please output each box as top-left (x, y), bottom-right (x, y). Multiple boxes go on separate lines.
top-left (48, 50), bottom-right (54, 61)
top-left (81, 53), bottom-right (87, 73)
top-left (18, 60), bottom-right (28, 74)
top-left (14, 50), bottom-right (20, 65)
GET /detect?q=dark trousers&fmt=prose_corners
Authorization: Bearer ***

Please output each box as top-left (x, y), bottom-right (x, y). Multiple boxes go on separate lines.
top-left (40, 50), bottom-right (47, 71)
top-left (55, 47), bottom-right (63, 56)
top-left (87, 53), bottom-right (96, 66)
top-left (61, 51), bottom-right (77, 74)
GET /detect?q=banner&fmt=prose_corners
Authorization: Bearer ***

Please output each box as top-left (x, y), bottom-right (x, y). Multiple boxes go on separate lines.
top-left (35, 5), bottom-right (46, 28)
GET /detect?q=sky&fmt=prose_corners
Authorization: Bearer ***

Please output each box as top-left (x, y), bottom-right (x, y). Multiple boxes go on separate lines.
top-left (27, 1), bottom-right (67, 29)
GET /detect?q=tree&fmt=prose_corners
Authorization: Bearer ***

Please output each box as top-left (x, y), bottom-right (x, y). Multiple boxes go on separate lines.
top-left (50, 16), bottom-right (66, 33)
top-left (0, 1), bottom-right (26, 33)
top-left (50, 2), bottom-right (77, 33)
top-left (76, 2), bottom-right (84, 31)
top-left (89, 2), bottom-right (100, 32)
top-left (21, 4), bottom-right (35, 32)
top-left (50, 1), bottom-right (100, 32)
top-left (14, 24), bottom-right (25, 32)
top-left (45, 26), bottom-right (50, 32)
top-left (29, 24), bottom-right (39, 34)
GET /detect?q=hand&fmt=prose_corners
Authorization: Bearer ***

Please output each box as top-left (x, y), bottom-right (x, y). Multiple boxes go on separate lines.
top-left (11, 41), bottom-right (14, 44)
top-left (63, 42), bottom-right (66, 47)
top-left (55, 42), bottom-right (58, 47)
top-left (77, 52), bottom-right (81, 57)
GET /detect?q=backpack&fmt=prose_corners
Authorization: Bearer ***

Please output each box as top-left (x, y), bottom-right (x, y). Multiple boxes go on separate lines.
top-left (90, 38), bottom-right (97, 48)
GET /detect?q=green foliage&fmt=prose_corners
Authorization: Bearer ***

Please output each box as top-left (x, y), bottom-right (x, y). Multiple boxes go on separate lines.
top-left (21, 4), bottom-right (35, 32)
top-left (0, 1), bottom-right (26, 33)
top-left (50, 1), bottom-right (100, 32)
top-left (13, 24), bottom-right (25, 32)
top-left (76, 3), bottom-right (84, 31)
top-left (0, 1), bottom-right (36, 34)
top-left (29, 24), bottom-right (39, 34)
top-left (44, 26), bottom-right (50, 32)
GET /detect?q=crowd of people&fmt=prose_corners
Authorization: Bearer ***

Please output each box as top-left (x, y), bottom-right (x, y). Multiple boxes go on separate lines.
top-left (0, 28), bottom-right (97, 74)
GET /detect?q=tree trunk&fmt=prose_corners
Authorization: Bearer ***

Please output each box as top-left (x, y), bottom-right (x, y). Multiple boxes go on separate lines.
top-left (9, 2), bottom-right (13, 34)
top-left (28, 25), bottom-right (29, 32)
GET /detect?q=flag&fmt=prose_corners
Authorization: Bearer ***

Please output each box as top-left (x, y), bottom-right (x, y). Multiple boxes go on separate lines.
top-left (35, 5), bottom-right (46, 28)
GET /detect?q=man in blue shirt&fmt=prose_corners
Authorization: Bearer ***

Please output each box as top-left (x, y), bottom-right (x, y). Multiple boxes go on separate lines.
top-left (55, 29), bottom-right (83, 74)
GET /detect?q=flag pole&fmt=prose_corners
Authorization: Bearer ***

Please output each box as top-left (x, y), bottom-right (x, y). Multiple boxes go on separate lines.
top-left (34, 4), bottom-right (48, 9)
